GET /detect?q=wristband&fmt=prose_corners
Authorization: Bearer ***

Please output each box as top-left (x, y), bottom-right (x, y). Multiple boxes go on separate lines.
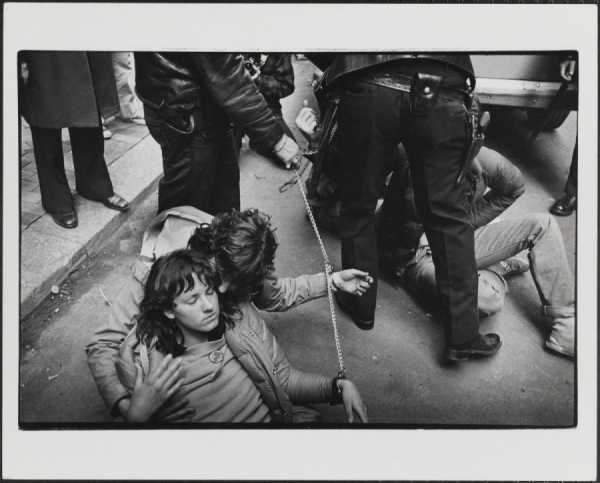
top-left (330, 376), bottom-right (345, 406)
top-left (273, 135), bottom-right (288, 154)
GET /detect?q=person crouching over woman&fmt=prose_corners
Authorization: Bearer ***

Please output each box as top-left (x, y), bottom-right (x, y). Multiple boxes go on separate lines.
top-left (116, 249), bottom-right (368, 424)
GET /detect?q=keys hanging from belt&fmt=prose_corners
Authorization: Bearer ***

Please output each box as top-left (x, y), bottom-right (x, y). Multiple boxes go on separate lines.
top-left (456, 111), bottom-right (490, 186)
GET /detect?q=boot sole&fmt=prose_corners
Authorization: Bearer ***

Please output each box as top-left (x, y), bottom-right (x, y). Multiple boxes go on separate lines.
top-left (445, 340), bottom-right (502, 361)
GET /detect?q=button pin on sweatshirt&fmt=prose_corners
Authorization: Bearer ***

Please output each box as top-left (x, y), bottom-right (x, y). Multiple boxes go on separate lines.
top-left (209, 350), bottom-right (224, 363)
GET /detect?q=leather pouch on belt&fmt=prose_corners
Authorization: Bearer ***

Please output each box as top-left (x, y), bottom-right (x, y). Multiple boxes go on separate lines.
top-left (410, 73), bottom-right (443, 115)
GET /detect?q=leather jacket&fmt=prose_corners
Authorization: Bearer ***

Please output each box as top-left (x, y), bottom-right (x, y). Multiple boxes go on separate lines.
top-left (134, 52), bottom-right (284, 149)
top-left (323, 54), bottom-right (475, 87)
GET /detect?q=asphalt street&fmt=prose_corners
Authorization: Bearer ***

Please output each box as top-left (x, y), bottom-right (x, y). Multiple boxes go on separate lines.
top-left (19, 58), bottom-right (577, 426)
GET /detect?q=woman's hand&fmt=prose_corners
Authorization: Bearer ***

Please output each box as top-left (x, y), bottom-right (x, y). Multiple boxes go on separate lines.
top-left (331, 269), bottom-right (373, 297)
top-left (295, 101), bottom-right (320, 147)
top-left (338, 379), bottom-right (368, 423)
top-left (125, 354), bottom-right (185, 422)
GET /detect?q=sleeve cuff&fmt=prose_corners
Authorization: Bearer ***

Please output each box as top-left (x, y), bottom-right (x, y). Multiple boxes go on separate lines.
top-left (308, 273), bottom-right (328, 298)
top-left (110, 394), bottom-right (131, 418)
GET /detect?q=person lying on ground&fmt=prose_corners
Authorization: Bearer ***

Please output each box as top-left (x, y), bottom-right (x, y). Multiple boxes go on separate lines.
top-left (295, 107), bottom-right (575, 359)
top-left (86, 207), bottom-right (373, 420)
top-left (117, 249), bottom-right (368, 423)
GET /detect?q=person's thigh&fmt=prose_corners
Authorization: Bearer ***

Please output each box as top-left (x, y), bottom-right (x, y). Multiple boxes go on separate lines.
top-left (473, 217), bottom-right (540, 269)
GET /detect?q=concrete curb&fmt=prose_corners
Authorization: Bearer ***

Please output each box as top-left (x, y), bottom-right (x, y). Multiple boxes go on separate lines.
top-left (20, 135), bottom-right (162, 318)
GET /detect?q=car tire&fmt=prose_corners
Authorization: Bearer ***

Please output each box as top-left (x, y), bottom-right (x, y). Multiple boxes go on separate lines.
top-left (525, 108), bottom-right (571, 131)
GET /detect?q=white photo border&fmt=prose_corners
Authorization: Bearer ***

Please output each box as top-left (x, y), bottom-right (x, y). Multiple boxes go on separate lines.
top-left (3, 3), bottom-right (597, 481)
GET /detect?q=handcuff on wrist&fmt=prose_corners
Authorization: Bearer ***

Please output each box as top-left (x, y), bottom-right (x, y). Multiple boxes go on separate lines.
top-left (330, 374), bottom-right (347, 406)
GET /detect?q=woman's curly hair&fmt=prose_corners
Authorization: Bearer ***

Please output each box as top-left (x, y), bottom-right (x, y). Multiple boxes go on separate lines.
top-left (136, 249), bottom-right (240, 357)
top-left (188, 208), bottom-right (278, 295)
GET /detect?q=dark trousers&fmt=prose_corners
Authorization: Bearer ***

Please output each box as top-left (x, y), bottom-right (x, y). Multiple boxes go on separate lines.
top-left (336, 62), bottom-right (479, 345)
top-left (145, 107), bottom-right (240, 215)
top-left (30, 125), bottom-right (114, 214)
top-left (564, 138), bottom-right (577, 197)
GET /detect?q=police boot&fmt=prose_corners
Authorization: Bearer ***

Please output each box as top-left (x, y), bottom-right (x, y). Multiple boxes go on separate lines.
top-left (542, 305), bottom-right (575, 358)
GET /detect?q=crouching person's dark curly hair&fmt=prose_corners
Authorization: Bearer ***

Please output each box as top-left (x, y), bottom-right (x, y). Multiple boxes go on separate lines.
top-left (187, 208), bottom-right (278, 295)
top-left (136, 249), bottom-right (241, 357)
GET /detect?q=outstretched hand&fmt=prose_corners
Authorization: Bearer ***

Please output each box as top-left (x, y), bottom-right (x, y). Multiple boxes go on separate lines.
top-left (338, 379), bottom-right (368, 423)
top-left (332, 269), bottom-right (373, 297)
top-left (295, 100), bottom-right (320, 146)
top-left (125, 354), bottom-right (185, 422)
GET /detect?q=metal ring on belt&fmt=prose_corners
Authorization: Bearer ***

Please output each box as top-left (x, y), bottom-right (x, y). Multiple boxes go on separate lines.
top-left (358, 71), bottom-right (469, 104)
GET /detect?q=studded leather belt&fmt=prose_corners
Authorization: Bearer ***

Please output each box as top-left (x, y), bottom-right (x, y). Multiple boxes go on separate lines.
top-left (357, 70), bottom-right (470, 105)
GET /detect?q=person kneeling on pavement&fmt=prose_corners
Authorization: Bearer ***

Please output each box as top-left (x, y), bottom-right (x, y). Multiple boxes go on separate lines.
top-left (87, 206), bottom-right (373, 422)
top-left (295, 104), bottom-right (574, 359)
top-left (117, 249), bottom-right (368, 423)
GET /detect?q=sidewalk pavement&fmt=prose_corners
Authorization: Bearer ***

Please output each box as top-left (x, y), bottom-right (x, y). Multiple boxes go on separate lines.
top-left (20, 118), bottom-right (162, 318)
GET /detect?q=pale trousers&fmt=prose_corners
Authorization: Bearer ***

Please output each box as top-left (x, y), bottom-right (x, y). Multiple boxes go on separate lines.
top-left (404, 213), bottom-right (574, 315)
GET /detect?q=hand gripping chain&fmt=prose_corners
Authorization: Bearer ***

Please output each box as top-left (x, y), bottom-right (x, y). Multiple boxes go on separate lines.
top-left (288, 159), bottom-right (347, 378)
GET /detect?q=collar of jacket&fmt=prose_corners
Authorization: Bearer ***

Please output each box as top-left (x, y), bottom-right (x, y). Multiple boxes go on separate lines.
top-left (132, 206), bottom-right (213, 284)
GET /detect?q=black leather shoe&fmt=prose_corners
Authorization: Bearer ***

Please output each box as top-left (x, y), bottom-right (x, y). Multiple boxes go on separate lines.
top-left (445, 333), bottom-right (502, 361)
top-left (102, 194), bottom-right (130, 211)
top-left (51, 211), bottom-right (78, 229)
top-left (335, 291), bottom-right (374, 331)
top-left (551, 195), bottom-right (576, 216)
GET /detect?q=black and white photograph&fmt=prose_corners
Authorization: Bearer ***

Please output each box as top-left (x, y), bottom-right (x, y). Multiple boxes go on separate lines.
top-left (4, 3), bottom-right (597, 481)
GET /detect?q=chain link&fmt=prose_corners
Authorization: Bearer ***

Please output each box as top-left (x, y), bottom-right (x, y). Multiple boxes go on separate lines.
top-left (293, 163), bottom-right (346, 377)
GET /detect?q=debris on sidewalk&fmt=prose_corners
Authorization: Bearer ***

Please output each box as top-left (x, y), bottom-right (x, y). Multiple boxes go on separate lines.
top-left (99, 288), bottom-right (112, 306)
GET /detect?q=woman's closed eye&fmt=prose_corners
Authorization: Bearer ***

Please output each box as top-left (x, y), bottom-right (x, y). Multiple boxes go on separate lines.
top-left (185, 296), bottom-right (198, 305)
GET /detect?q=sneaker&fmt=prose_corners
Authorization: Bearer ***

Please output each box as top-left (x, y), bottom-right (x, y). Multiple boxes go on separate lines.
top-left (102, 127), bottom-right (113, 140)
top-left (551, 195), bottom-right (576, 216)
top-left (445, 333), bottom-right (502, 361)
top-left (488, 257), bottom-right (530, 279)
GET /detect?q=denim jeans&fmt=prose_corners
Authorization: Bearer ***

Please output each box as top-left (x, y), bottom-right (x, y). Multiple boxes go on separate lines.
top-left (112, 52), bottom-right (143, 119)
top-left (405, 212), bottom-right (574, 313)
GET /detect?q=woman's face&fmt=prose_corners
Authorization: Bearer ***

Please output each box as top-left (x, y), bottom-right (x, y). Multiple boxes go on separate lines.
top-left (164, 273), bottom-right (220, 343)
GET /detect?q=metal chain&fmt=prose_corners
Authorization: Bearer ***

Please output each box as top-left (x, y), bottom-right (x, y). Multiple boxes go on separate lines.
top-left (293, 163), bottom-right (346, 377)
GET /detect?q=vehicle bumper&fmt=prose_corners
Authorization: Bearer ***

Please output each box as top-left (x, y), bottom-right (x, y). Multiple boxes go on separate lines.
top-left (475, 78), bottom-right (577, 110)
